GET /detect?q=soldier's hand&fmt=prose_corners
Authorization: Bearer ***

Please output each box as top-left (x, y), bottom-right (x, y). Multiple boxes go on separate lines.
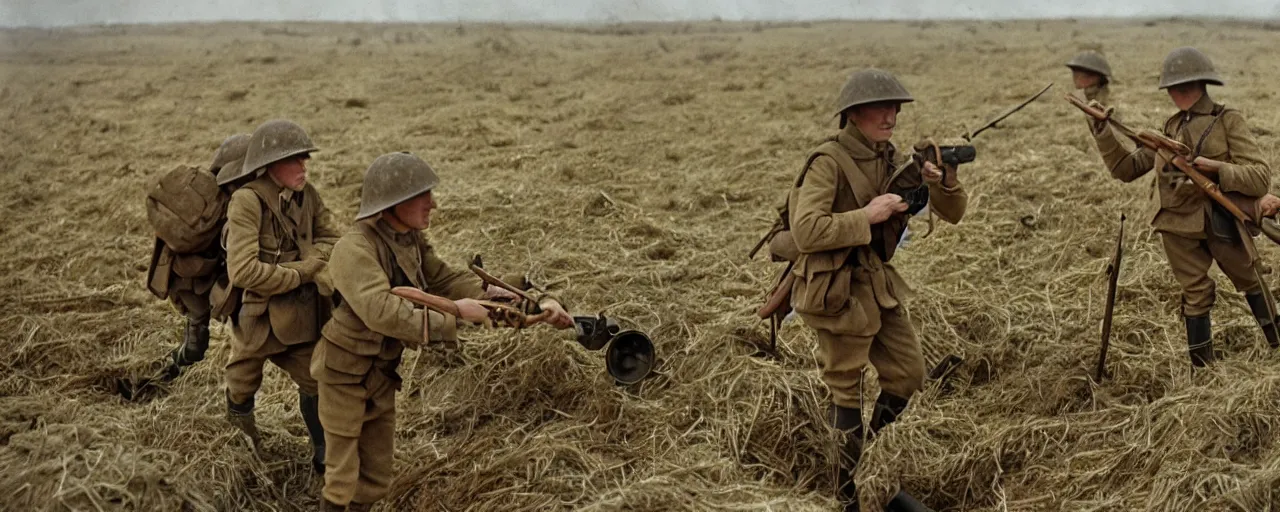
top-left (1191, 156), bottom-right (1224, 173)
top-left (537, 300), bottom-right (574, 329)
top-left (863, 193), bottom-right (909, 224)
top-left (1085, 100), bottom-right (1111, 134)
top-left (1260, 194), bottom-right (1280, 219)
top-left (922, 161), bottom-right (944, 184)
top-left (453, 298), bottom-right (491, 324)
top-left (282, 258), bottom-right (326, 284)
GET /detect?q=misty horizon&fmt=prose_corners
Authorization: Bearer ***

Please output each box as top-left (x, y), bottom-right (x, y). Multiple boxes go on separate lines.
top-left (4, 0), bottom-right (1280, 28)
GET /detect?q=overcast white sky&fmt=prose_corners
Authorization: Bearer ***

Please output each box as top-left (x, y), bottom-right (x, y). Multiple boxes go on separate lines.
top-left (3, 0), bottom-right (1279, 28)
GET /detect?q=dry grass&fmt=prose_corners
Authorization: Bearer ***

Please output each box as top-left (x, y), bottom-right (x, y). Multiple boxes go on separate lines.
top-left (3, 18), bottom-right (1280, 512)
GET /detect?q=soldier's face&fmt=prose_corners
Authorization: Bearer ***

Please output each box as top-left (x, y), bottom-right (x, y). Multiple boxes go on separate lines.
top-left (1072, 70), bottom-right (1101, 89)
top-left (850, 102), bottom-right (899, 143)
top-left (267, 155), bottom-right (309, 191)
top-left (1167, 82), bottom-right (1205, 111)
top-left (393, 190), bottom-right (436, 230)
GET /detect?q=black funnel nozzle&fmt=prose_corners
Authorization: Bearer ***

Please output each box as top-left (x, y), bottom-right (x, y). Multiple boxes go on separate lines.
top-left (605, 330), bottom-right (655, 385)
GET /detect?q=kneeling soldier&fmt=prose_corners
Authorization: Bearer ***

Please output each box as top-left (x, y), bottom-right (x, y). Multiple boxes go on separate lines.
top-left (314, 152), bottom-right (570, 511)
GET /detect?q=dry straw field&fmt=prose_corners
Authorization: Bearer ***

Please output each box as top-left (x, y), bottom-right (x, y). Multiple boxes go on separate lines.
top-left (3, 18), bottom-right (1280, 512)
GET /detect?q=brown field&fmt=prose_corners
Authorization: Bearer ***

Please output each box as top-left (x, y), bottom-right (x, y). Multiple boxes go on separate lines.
top-left (3, 18), bottom-right (1280, 512)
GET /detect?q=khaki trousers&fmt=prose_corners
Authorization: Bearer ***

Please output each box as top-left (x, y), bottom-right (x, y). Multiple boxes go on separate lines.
top-left (815, 306), bottom-right (925, 408)
top-left (318, 368), bottom-right (398, 506)
top-left (225, 330), bottom-right (318, 404)
top-left (170, 288), bottom-right (211, 323)
top-left (1161, 232), bottom-right (1260, 316)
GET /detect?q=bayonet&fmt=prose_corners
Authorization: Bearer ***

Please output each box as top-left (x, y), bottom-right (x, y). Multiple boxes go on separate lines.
top-left (964, 82), bottom-right (1054, 141)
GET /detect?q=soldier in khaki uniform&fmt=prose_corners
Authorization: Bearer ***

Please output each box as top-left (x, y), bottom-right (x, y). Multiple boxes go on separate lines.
top-left (1067, 51), bottom-right (1113, 104)
top-left (314, 152), bottom-right (572, 511)
top-left (148, 134), bottom-right (250, 377)
top-left (1092, 47), bottom-right (1274, 364)
top-left (220, 119), bottom-right (342, 473)
top-left (785, 69), bottom-right (968, 511)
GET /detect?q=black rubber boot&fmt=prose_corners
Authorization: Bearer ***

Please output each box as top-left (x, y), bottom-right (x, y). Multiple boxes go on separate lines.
top-left (1185, 314), bottom-right (1214, 368)
top-left (299, 392), bottom-right (326, 475)
top-left (833, 405), bottom-right (864, 512)
top-left (869, 392), bottom-right (910, 436)
top-left (163, 317), bottom-right (210, 380)
top-left (1245, 293), bottom-right (1280, 349)
top-left (226, 391), bottom-right (262, 448)
top-left (174, 316), bottom-right (210, 365)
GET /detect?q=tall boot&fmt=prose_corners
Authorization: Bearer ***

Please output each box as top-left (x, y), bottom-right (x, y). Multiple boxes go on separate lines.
top-left (164, 317), bottom-right (210, 380)
top-left (1245, 293), bottom-right (1280, 349)
top-left (1185, 314), bottom-right (1214, 367)
top-left (869, 392), bottom-right (910, 436)
top-left (299, 391), bottom-right (326, 474)
top-left (832, 405), bottom-right (864, 512)
top-left (174, 316), bottom-right (210, 365)
top-left (226, 391), bottom-right (262, 448)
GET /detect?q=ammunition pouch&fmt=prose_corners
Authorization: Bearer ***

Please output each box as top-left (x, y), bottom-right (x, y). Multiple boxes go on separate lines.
top-left (792, 248), bottom-right (856, 317)
top-left (209, 273), bottom-right (242, 323)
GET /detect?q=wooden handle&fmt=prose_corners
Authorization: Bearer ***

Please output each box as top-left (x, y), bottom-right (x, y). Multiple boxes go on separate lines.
top-left (1064, 93), bottom-right (1107, 120)
top-left (468, 262), bottom-right (541, 305)
top-left (1163, 153), bottom-right (1253, 225)
top-left (1136, 130), bottom-right (1192, 157)
top-left (391, 287), bottom-right (461, 316)
top-left (757, 272), bottom-right (796, 319)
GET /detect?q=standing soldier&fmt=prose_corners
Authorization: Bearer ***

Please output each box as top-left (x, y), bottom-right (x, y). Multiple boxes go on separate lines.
top-left (147, 133), bottom-right (249, 378)
top-left (219, 119), bottom-right (342, 473)
top-left (1066, 51), bottom-right (1113, 104)
top-left (781, 69), bottom-right (968, 511)
top-left (313, 152), bottom-right (571, 511)
top-left (1091, 47), bottom-right (1274, 365)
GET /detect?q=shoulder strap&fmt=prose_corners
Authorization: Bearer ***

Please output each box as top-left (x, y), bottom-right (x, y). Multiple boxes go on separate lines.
top-left (1192, 104), bottom-right (1228, 159)
top-left (297, 187), bottom-right (317, 247)
top-left (755, 140), bottom-right (876, 260)
top-left (242, 180), bottom-right (315, 252)
top-left (242, 180), bottom-right (292, 239)
top-left (812, 140), bottom-right (877, 209)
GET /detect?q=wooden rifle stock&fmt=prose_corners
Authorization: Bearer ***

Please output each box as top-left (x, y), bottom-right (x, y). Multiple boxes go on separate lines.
top-left (390, 286), bottom-right (551, 328)
top-left (1065, 94), bottom-right (1258, 228)
top-left (756, 264), bottom-right (795, 319)
top-left (1097, 215), bottom-right (1124, 382)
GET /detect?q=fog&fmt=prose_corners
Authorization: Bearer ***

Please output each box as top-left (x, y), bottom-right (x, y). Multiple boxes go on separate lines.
top-left (3, 0), bottom-right (1279, 28)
